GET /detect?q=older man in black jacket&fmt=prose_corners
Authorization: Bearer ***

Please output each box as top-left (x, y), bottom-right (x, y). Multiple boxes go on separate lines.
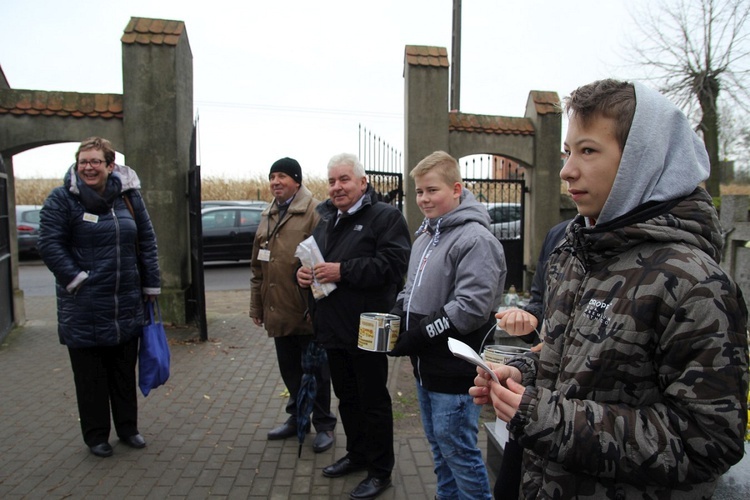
top-left (297, 153), bottom-right (410, 500)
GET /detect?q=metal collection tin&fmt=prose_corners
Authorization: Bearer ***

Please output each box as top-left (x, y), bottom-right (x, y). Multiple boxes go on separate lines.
top-left (358, 312), bottom-right (401, 352)
top-left (482, 345), bottom-right (530, 364)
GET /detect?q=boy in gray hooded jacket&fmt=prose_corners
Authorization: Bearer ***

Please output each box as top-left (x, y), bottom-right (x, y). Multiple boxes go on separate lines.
top-left (471, 79), bottom-right (749, 499)
top-left (389, 151), bottom-right (506, 500)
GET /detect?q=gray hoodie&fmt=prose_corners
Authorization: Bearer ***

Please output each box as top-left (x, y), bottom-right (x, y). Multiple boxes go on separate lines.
top-left (397, 189), bottom-right (507, 393)
top-left (597, 82), bottom-right (710, 224)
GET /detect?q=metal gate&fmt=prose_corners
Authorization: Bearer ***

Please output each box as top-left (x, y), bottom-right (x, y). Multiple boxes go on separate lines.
top-left (186, 123), bottom-right (207, 340)
top-left (359, 125), bottom-right (403, 210)
top-left (461, 155), bottom-right (526, 291)
top-left (358, 127), bottom-right (526, 291)
top-left (0, 155), bottom-right (12, 342)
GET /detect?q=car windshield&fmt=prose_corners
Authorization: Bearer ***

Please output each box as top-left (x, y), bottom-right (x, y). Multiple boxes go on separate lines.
top-left (488, 205), bottom-right (521, 224)
top-left (239, 210), bottom-right (262, 226)
top-left (203, 210), bottom-right (236, 229)
top-left (26, 211), bottom-right (41, 223)
top-left (19, 208), bottom-right (41, 224)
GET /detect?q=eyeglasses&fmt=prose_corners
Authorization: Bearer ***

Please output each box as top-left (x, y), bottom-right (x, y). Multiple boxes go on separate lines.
top-left (77, 159), bottom-right (107, 168)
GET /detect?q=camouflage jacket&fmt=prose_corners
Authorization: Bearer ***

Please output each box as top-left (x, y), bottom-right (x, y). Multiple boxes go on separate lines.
top-left (508, 188), bottom-right (749, 499)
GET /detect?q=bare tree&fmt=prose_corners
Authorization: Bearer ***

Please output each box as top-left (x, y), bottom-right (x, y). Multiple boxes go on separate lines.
top-left (626, 0), bottom-right (750, 196)
top-left (722, 114), bottom-right (750, 182)
top-left (719, 104), bottom-right (750, 174)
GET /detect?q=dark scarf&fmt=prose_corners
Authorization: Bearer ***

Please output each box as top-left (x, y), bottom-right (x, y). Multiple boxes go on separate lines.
top-left (76, 173), bottom-right (123, 214)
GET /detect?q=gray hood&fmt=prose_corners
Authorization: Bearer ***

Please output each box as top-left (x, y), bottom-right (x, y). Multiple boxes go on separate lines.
top-left (597, 82), bottom-right (710, 224)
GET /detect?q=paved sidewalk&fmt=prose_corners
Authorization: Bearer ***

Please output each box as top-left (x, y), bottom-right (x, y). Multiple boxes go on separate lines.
top-left (0, 290), bottom-right (458, 499)
top-left (2, 290), bottom-right (747, 499)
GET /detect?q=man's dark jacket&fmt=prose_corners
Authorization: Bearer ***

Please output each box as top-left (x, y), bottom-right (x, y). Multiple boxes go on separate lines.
top-left (309, 186), bottom-right (411, 350)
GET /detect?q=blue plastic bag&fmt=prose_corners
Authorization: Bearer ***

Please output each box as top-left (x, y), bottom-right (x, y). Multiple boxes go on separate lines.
top-left (138, 300), bottom-right (170, 396)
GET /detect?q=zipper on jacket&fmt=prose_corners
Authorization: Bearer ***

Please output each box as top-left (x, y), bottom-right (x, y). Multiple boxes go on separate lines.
top-left (406, 241), bottom-right (434, 387)
top-left (112, 207), bottom-right (121, 342)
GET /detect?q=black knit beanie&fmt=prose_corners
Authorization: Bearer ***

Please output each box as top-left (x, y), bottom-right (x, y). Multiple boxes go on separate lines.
top-left (269, 157), bottom-right (302, 184)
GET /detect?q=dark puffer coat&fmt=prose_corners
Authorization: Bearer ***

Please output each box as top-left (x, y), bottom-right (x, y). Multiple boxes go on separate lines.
top-left (38, 164), bottom-right (160, 348)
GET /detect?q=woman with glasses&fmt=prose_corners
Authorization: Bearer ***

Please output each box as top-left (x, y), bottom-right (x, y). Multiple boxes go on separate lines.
top-left (38, 137), bottom-right (161, 458)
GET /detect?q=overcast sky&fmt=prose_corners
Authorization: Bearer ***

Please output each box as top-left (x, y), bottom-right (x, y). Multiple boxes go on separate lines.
top-left (1, 0), bottom-right (648, 180)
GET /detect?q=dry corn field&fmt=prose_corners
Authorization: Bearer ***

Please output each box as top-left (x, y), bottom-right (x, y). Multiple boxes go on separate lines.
top-left (14, 177), bottom-right (750, 206)
top-left (14, 176), bottom-right (333, 206)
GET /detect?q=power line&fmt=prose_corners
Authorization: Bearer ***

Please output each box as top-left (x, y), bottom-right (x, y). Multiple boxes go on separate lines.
top-left (195, 100), bottom-right (402, 120)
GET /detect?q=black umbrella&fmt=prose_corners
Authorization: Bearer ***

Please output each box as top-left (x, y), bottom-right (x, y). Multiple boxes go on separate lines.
top-left (296, 341), bottom-right (327, 457)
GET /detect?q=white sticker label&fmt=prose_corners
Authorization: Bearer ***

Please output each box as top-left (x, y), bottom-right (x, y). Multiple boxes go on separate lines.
top-left (83, 213), bottom-right (99, 223)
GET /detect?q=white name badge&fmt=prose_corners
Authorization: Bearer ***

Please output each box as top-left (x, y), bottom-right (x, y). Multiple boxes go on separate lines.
top-left (83, 213), bottom-right (99, 223)
top-left (258, 249), bottom-right (271, 262)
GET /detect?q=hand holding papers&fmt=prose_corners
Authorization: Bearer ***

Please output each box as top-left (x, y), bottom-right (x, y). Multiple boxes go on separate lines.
top-left (295, 236), bottom-right (337, 300)
top-left (447, 337), bottom-right (499, 383)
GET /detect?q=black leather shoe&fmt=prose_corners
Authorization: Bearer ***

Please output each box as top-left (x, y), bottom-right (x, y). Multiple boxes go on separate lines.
top-left (89, 442), bottom-right (113, 457)
top-left (121, 434), bottom-right (147, 449)
top-left (312, 430), bottom-right (335, 453)
top-left (349, 476), bottom-right (392, 499)
top-left (322, 456), bottom-right (367, 478)
top-left (268, 421), bottom-right (295, 440)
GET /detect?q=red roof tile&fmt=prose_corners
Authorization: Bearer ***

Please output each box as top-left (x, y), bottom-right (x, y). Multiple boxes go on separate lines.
top-left (404, 45), bottom-right (449, 68)
top-left (0, 89), bottom-right (123, 119)
top-left (448, 112), bottom-right (535, 136)
top-left (529, 91), bottom-right (561, 115)
top-left (122, 17), bottom-right (185, 46)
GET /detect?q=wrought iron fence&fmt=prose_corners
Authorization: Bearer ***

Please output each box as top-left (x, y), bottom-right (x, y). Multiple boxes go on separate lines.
top-left (460, 154), bottom-right (525, 204)
top-left (461, 154), bottom-right (526, 289)
top-left (359, 124), bottom-right (403, 211)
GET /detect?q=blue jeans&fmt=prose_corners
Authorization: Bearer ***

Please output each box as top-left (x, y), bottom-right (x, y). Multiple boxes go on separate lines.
top-left (416, 383), bottom-right (492, 500)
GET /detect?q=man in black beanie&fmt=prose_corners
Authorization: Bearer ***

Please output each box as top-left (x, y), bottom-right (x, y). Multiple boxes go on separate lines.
top-left (250, 157), bottom-right (337, 454)
top-left (268, 157), bottom-right (303, 185)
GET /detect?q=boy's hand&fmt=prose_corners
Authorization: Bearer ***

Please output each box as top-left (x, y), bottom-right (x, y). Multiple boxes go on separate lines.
top-left (388, 326), bottom-right (428, 356)
top-left (469, 362), bottom-right (523, 409)
top-left (470, 367), bottom-right (494, 405)
top-left (389, 304), bottom-right (406, 334)
top-left (388, 307), bottom-right (457, 357)
top-left (390, 304), bottom-right (405, 320)
top-left (489, 377), bottom-right (525, 422)
top-left (496, 308), bottom-right (538, 336)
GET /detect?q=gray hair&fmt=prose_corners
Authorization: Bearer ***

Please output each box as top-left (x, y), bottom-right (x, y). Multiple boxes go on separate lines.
top-left (327, 153), bottom-right (366, 178)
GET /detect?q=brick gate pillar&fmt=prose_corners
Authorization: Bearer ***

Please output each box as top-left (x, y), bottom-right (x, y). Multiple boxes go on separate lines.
top-left (121, 18), bottom-right (193, 323)
top-left (524, 92), bottom-right (562, 283)
top-left (403, 46), bottom-right (451, 234)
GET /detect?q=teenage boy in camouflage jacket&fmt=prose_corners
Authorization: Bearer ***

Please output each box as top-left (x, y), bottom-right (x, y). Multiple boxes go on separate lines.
top-left (471, 79), bottom-right (749, 499)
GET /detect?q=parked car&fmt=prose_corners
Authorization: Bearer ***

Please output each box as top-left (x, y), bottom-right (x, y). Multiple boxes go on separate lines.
top-left (201, 200), bottom-right (268, 209)
top-left (201, 206), bottom-right (264, 262)
top-left (16, 205), bottom-right (42, 256)
top-left (484, 202), bottom-right (522, 239)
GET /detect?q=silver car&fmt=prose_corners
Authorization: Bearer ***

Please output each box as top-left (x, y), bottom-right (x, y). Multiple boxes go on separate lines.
top-left (484, 202), bottom-right (522, 240)
top-left (16, 205), bottom-right (42, 255)
top-left (201, 200), bottom-right (268, 209)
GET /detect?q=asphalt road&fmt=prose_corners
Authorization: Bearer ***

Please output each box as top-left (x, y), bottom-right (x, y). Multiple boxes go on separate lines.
top-left (18, 258), bottom-right (251, 297)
